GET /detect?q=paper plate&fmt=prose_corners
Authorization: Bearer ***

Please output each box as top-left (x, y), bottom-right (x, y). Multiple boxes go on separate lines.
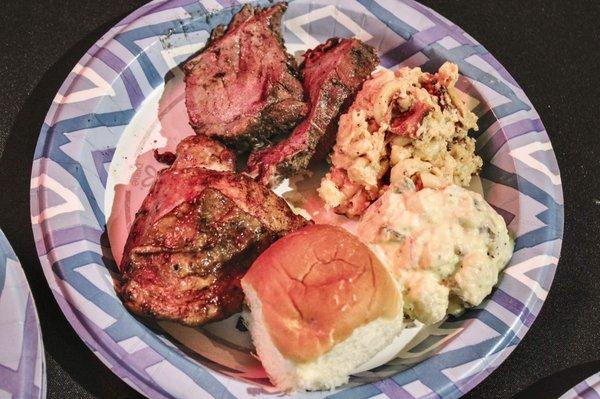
top-left (0, 229), bottom-right (46, 399)
top-left (30, 0), bottom-right (564, 398)
top-left (560, 372), bottom-right (600, 399)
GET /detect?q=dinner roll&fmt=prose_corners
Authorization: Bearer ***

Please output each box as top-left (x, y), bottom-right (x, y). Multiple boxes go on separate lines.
top-left (241, 224), bottom-right (403, 392)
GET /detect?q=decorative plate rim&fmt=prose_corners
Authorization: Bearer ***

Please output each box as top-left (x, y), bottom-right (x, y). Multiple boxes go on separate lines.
top-left (0, 228), bottom-right (46, 399)
top-left (29, 0), bottom-right (564, 398)
top-left (560, 372), bottom-right (600, 399)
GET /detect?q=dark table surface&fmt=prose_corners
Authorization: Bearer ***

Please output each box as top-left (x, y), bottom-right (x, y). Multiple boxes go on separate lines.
top-left (1, 0), bottom-right (599, 398)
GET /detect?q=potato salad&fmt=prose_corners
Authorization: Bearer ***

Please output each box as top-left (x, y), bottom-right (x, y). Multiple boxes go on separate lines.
top-left (358, 185), bottom-right (513, 325)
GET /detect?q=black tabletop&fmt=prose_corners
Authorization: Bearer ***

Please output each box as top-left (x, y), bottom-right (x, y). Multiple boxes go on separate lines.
top-left (1, 1), bottom-right (599, 398)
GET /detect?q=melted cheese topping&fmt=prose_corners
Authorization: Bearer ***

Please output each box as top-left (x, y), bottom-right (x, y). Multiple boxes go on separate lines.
top-left (358, 185), bottom-right (513, 325)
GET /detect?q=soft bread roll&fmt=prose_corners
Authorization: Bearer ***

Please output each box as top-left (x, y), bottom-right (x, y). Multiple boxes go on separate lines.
top-left (241, 224), bottom-right (404, 391)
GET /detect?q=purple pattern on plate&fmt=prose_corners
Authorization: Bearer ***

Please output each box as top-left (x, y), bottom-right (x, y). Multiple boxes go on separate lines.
top-left (0, 229), bottom-right (46, 399)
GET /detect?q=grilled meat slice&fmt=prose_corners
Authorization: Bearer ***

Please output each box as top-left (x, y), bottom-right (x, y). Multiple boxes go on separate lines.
top-left (247, 38), bottom-right (379, 187)
top-left (184, 3), bottom-right (307, 149)
top-left (120, 136), bottom-right (307, 326)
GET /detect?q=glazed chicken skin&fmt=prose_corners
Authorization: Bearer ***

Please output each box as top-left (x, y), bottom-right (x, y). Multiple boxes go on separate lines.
top-left (155, 134), bottom-right (237, 172)
top-left (119, 135), bottom-right (307, 326)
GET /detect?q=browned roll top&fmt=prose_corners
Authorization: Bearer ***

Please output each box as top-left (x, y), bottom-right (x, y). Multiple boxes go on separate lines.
top-left (242, 224), bottom-right (401, 363)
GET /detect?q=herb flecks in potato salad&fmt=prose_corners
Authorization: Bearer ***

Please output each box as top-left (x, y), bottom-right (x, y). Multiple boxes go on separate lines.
top-left (358, 185), bottom-right (513, 325)
top-left (318, 62), bottom-right (482, 217)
